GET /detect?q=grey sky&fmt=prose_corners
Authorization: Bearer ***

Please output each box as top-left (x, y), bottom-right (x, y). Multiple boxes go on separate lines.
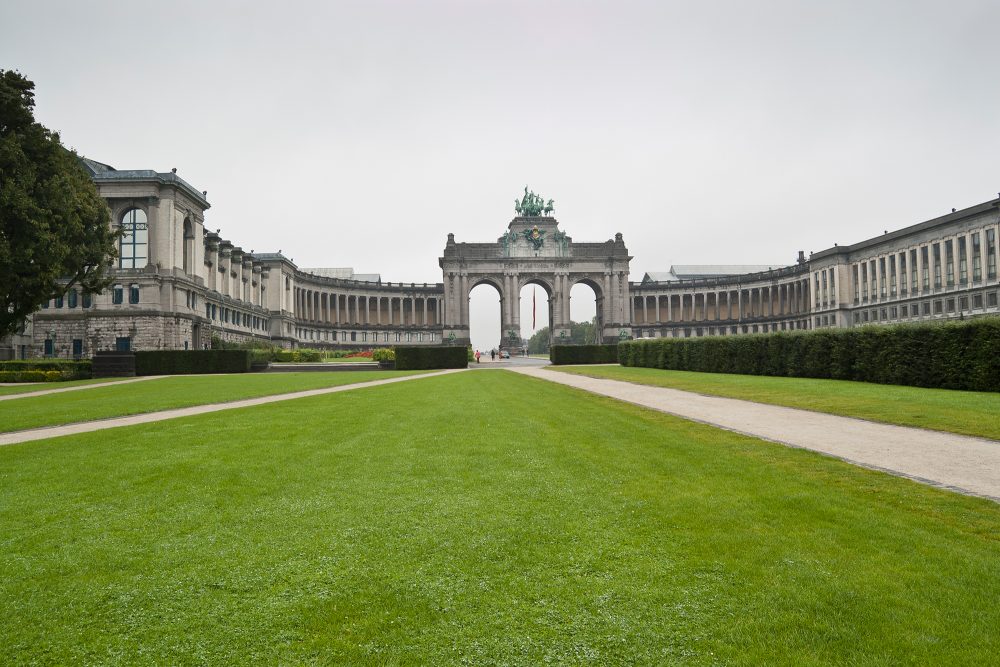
top-left (3, 1), bottom-right (999, 350)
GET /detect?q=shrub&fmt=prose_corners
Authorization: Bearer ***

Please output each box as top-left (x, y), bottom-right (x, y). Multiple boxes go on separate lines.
top-left (0, 370), bottom-right (50, 382)
top-left (395, 346), bottom-right (468, 370)
top-left (372, 348), bottom-right (395, 362)
top-left (0, 360), bottom-right (91, 380)
top-left (619, 317), bottom-right (1000, 392)
top-left (135, 350), bottom-right (252, 375)
top-left (550, 344), bottom-right (619, 365)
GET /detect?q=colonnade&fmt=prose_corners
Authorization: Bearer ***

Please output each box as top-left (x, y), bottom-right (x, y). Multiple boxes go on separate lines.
top-left (848, 223), bottom-right (1000, 305)
top-left (631, 278), bottom-right (812, 325)
top-left (291, 287), bottom-right (441, 327)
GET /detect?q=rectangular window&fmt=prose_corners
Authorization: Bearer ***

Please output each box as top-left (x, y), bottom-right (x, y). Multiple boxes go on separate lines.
top-left (870, 260), bottom-right (878, 298)
top-left (889, 256), bottom-right (896, 296)
top-left (910, 249), bottom-right (918, 292)
top-left (901, 305), bottom-right (908, 318)
top-left (67, 290), bottom-right (78, 308)
top-left (945, 240), bottom-right (954, 287)
top-left (879, 258), bottom-right (886, 298)
top-left (853, 265), bottom-right (860, 303)
top-left (72, 339), bottom-right (83, 358)
top-left (921, 246), bottom-right (930, 289)
top-left (890, 306), bottom-right (897, 319)
top-left (82, 292), bottom-right (92, 308)
top-left (862, 310), bottom-right (869, 322)
top-left (988, 229), bottom-right (997, 279)
top-left (933, 244), bottom-right (942, 288)
top-left (880, 308), bottom-right (887, 320)
top-left (115, 337), bottom-right (131, 352)
top-left (44, 339), bottom-right (54, 356)
top-left (821, 271), bottom-right (827, 304)
top-left (946, 298), bottom-right (955, 312)
top-left (973, 294), bottom-right (983, 309)
top-left (958, 236), bottom-right (967, 285)
top-left (988, 292), bottom-right (998, 307)
top-left (922, 301), bottom-right (931, 316)
top-left (959, 296), bottom-right (969, 311)
top-left (112, 285), bottom-right (123, 304)
top-left (861, 263), bottom-right (868, 300)
top-left (933, 300), bottom-right (942, 314)
top-left (54, 295), bottom-right (63, 308)
top-left (899, 253), bottom-right (907, 294)
top-left (972, 233), bottom-right (982, 282)
top-left (129, 284), bottom-right (140, 304)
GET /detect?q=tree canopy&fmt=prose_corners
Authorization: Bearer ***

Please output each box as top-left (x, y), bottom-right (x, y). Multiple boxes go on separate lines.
top-left (0, 70), bottom-right (117, 338)
top-left (526, 319), bottom-right (598, 353)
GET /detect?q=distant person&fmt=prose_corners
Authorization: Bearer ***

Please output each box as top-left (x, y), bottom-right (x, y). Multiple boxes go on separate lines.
top-left (490, 349), bottom-right (496, 361)
top-left (475, 349), bottom-right (481, 363)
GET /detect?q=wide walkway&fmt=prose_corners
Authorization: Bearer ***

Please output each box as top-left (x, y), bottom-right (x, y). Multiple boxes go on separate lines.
top-left (513, 367), bottom-right (1000, 502)
top-left (0, 369), bottom-right (465, 447)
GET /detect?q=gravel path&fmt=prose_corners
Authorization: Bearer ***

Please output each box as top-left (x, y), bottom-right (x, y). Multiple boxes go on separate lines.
top-left (0, 369), bottom-right (465, 447)
top-left (513, 367), bottom-right (1000, 502)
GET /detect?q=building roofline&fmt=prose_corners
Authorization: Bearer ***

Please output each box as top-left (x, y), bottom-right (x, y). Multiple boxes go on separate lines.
top-left (811, 197), bottom-right (1000, 260)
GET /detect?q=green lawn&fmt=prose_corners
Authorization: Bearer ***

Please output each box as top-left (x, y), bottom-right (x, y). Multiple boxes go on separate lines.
top-left (0, 371), bottom-right (424, 433)
top-left (1, 370), bottom-right (998, 664)
top-left (551, 365), bottom-right (1000, 441)
top-left (0, 376), bottom-right (124, 396)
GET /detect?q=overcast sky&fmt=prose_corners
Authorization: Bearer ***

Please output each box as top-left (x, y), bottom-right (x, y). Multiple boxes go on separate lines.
top-left (4, 1), bottom-right (1000, 349)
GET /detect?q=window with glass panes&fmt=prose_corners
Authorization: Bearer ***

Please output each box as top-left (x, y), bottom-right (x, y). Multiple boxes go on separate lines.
top-left (958, 236), bottom-right (967, 284)
top-left (972, 232), bottom-right (982, 281)
top-left (988, 229), bottom-right (997, 279)
top-left (945, 240), bottom-right (954, 286)
top-left (119, 209), bottom-right (148, 269)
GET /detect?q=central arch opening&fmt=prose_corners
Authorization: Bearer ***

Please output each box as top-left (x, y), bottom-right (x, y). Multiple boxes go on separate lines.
top-left (469, 281), bottom-right (502, 354)
top-left (520, 279), bottom-right (551, 355)
top-left (569, 280), bottom-right (601, 344)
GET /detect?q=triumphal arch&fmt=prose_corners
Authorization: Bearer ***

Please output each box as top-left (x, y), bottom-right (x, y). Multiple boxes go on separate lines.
top-left (439, 189), bottom-right (633, 347)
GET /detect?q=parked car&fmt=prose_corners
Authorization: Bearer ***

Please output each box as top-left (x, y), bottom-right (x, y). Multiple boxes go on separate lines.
top-left (500, 350), bottom-right (510, 359)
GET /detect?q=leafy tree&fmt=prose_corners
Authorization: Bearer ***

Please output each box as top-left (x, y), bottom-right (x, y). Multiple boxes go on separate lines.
top-left (0, 70), bottom-right (117, 338)
top-left (526, 318), bottom-right (599, 353)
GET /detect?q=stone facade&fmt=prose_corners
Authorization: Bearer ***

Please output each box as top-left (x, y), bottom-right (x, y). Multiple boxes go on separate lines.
top-left (440, 217), bottom-right (633, 346)
top-left (630, 199), bottom-right (1000, 338)
top-left (3, 156), bottom-right (998, 359)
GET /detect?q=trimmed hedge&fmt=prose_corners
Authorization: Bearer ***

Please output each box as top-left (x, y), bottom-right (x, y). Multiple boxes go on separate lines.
top-left (0, 360), bottom-right (92, 381)
top-left (135, 350), bottom-right (252, 376)
top-left (619, 317), bottom-right (1000, 392)
top-left (550, 344), bottom-right (619, 365)
top-left (395, 346), bottom-right (468, 370)
top-left (0, 370), bottom-right (66, 383)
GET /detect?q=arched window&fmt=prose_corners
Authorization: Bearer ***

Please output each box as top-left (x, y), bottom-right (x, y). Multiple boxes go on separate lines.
top-left (182, 218), bottom-right (194, 274)
top-left (119, 209), bottom-right (148, 269)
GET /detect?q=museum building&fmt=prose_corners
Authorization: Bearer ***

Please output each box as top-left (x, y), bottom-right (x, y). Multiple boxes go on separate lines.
top-left (2, 159), bottom-right (999, 359)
